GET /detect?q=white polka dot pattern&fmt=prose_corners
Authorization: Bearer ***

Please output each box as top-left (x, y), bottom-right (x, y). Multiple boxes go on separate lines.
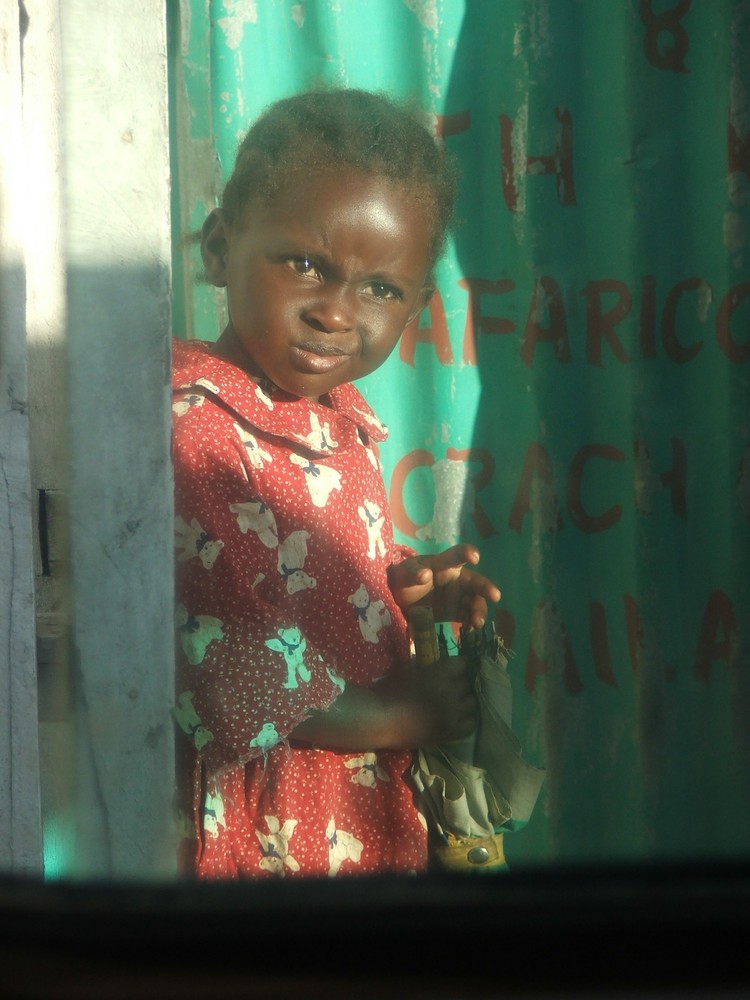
top-left (172, 339), bottom-right (427, 879)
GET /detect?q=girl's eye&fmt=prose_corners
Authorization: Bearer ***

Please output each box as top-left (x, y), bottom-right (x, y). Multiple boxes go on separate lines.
top-left (365, 282), bottom-right (401, 301)
top-left (286, 256), bottom-right (320, 279)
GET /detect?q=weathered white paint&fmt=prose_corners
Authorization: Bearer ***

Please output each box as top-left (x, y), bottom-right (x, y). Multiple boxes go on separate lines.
top-left (24, 0), bottom-right (67, 574)
top-left (3, 0), bottom-right (177, 879)
top-left (0, 0), bottom-right (44, 874)
top-left (60, 0), bottom-right (176, 878)
top-left (22, 0), bottom-right (75, 880)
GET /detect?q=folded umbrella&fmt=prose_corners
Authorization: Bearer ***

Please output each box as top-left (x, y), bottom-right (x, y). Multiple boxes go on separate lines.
top-left (409, 607), bottom-right (546, 873)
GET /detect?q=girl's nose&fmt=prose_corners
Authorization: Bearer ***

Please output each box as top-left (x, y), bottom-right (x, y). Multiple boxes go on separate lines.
top-left (303, 284), bottom-right (355, 333)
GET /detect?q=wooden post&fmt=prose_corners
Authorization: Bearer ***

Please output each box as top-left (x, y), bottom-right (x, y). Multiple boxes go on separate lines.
top-left (0, 0), bottom-right (44, 874)
top-left (60, 0), bottom-right (176, 878)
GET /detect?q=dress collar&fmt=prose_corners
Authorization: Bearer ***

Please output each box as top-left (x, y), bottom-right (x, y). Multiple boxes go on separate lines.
top-left (172, 337), bottom-right (389, 454)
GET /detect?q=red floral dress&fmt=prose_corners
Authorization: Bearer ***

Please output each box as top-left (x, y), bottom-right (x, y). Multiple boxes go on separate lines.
top-left (172, 338), bottom-right (427, 878)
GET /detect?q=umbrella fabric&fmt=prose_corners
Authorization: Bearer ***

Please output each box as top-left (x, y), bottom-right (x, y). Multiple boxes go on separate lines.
top-left (409, 617), bottom-right (546, 871)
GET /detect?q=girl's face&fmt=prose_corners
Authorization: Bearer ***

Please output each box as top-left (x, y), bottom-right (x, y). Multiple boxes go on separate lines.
top-left (208, 168), bottom-right (434, 399)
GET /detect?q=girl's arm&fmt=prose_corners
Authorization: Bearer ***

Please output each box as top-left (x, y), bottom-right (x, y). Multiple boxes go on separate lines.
top-left (293, 543), bottom-right (500, 753)
top-left (290, 653), bottom-right (477, 751)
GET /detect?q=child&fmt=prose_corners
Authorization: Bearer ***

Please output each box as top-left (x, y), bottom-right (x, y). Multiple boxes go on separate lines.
top-left (172, 88), bottom-right (501, 879)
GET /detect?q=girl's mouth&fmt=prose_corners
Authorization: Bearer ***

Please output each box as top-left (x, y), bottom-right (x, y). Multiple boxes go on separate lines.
top-left (289, 343), bottom-right (350, 374)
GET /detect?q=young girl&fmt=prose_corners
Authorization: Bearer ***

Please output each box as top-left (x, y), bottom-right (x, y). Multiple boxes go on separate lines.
top-left (172, 88), bottom-right (501, 878)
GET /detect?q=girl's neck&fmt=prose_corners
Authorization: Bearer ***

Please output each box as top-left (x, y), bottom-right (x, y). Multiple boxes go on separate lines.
top-left (212, 327), bottom-right (325, 404)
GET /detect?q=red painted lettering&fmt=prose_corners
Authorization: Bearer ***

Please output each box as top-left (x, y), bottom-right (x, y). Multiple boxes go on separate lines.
top-left (623, 593), bottom-right (645, 673)
top-left (568, 444), bottom-right (625, 533)
top-left (435, 110), bottom-right (471, 139)
top-left (525, 600), bottom-right (583, 694)
top-left (716, 282), bottom-right (750, 362)
top-left (389, 450), bottom-right (434, 539)
top-left (728, 117), bottom-right (750, 180)
top-left (389, 448), bottom-right (498, 540)
top-left (694, 589), bottom-right (738, 682)
top-left (633, 438), bottom-right (686, 517)
top-left (458, 277), bottom-right (515, 365)
top-left (662, 277), bottom-right (706, 362)
top-left (590, 600), bottom-right (618, 687)
top-left (583, 279), bottom-right (632, 366)
top-left (640, 275), bottom-right (658, 359)
top-left (399, 289), bottom-right (454, 367)
top-left (640, 0), bottom-right (691, 73)
top-left (509, 442), bottom-right (561, 535)
top-left (661, 437), bottom-right (687, 517)
top-left (499, 106), bottom-right (577, 214)
top-left (494, 607), bottom-right (517, 652)
top-left (521, 275), bottom-right (572, 367)
top-left (453, 273), bottom-right (744, 369)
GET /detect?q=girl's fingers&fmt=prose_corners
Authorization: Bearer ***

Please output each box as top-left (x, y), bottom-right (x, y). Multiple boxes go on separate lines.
top-left (460, 566), bottom-right (502, 604)
top-left (391, 547), bottom-right (501, 622)
top-left (428, 543), bottom-right (479, 574)
top-left (390, 556), bottom-right (431, 587)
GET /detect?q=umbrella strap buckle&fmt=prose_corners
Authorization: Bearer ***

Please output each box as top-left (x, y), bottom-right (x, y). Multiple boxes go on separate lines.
top-left (430, 831), bottom-right (506, 872)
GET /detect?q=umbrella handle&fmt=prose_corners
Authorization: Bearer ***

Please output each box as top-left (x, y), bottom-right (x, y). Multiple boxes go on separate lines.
top-left (409, 606), bottom-right (439, 665)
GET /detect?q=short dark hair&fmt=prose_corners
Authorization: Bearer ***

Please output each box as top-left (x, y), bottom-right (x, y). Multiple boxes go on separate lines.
top-left (220, 88), bottom-right (458, 274)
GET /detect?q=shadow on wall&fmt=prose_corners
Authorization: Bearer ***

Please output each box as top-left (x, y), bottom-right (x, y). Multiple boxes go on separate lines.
top-left (442, 0), bottom-right (750, 866)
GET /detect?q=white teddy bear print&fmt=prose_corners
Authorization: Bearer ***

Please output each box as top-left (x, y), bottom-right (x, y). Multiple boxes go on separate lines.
top-left (265, 626), bottom-right (311, 689)
top-left (345, 752), bottom-right (391, 788)
top-left (351, 403), bottom-right (386, 437)
top-left (174, 690), bottom-right (214, 750)
top-left (175, 603), bottom-right (224, 665)
top-left (249, 721), bottom-right (282, 754)
top-left (172, 378), bottom-right (220, 417)
top-left (254, 383), bottom-right (274, 410)
top-left (256, 815), bottom-right (300, 875)
top-left (174, 515), bottom-right (224, 569)
top-left (229, 497), bottom-right (278, 548)
top-left (326, 667), bottom-right (346, 692)
top-left (326, 817), bottom-right (363, 876)
top-left (172, 392), bottom-right (204, 417)
top-left (277, 530), bottom-right (316, 594)
top-left (357, 499), bottom-right (386, 559)
top-left (293, 412), bottom-right (338, 453)
top-left (203, 786), bottom-right (226, 839)
top-left (289, 453), bottom-right (342, 508)
top-left (347, 584), bottom-right (391, 643)
top-left (233, 422), bottom-right (273, 469)
top-left (194, 377), bottom-right (220, 394)
top-left (362, 443), bottom-right (380, 470)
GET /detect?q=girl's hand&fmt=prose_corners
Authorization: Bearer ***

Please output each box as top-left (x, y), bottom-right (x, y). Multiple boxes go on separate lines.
top-left (291, 655), bottom-right (478, 750)
top-left (376, 654), bottom-right (479, 746)
top-left (388, 543), bottom-right (501, 631)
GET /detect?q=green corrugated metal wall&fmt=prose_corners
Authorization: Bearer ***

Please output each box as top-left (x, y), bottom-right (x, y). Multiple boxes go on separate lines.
top-left (169, 0), bottom-right (750, 867)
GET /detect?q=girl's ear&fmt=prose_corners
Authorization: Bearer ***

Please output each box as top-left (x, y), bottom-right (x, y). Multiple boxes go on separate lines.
top-left (407, 285), bottom-right (434, 324)
top-left (200, 209), bottom-right (230, 287)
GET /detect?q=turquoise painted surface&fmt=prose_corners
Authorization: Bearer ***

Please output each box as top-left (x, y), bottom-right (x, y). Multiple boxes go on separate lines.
top-left (169, 0), bottom-right (750, 867)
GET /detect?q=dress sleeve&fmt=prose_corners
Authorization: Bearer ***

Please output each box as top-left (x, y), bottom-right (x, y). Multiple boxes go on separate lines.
top-left (391, 543), bottom-right (418, 564)
top-left (172, 406), bottom-right (343, 778)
